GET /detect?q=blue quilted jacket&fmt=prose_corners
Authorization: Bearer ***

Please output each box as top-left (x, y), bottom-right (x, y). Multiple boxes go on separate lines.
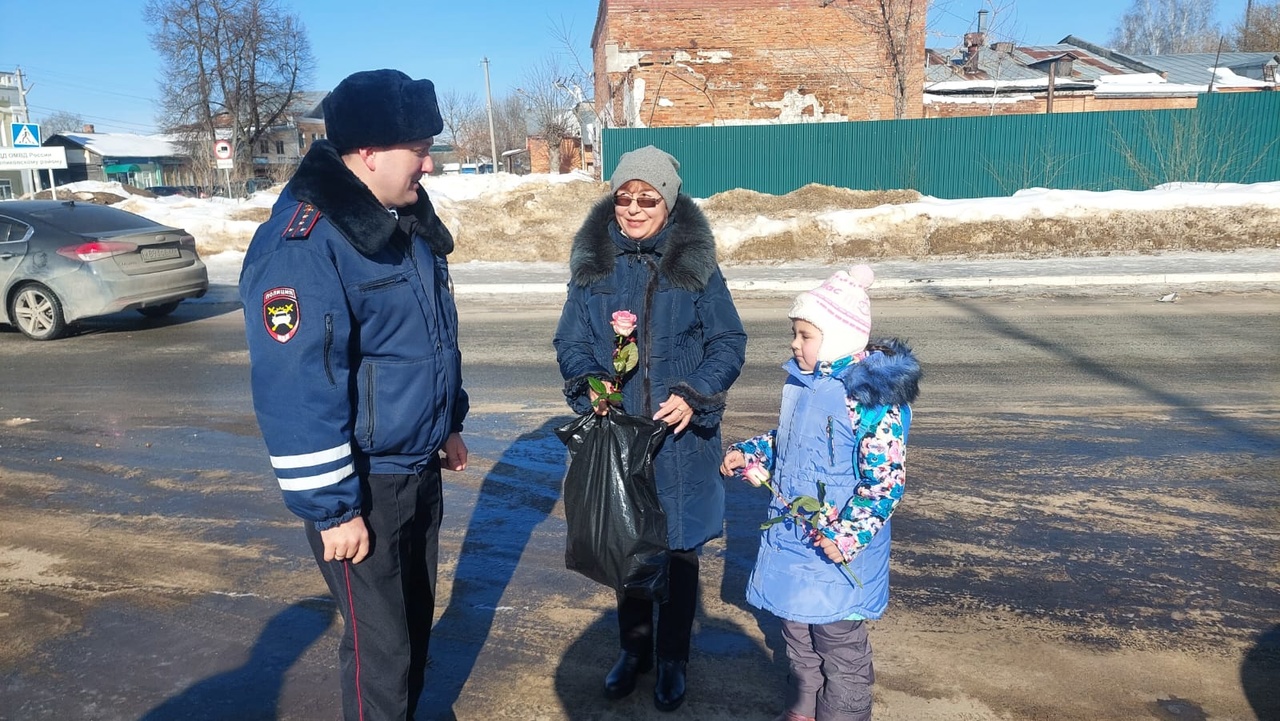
top-left (239, 141), bottom-right (467, 530)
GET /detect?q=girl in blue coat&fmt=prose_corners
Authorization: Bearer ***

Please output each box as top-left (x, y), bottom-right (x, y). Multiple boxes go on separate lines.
top-left (721, 266), bottom-right (921, 721)
top-left (554, 146), bottom-right (747, 712)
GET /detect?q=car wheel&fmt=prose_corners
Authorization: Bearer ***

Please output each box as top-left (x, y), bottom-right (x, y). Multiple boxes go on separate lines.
top-left (137, 301), bottom-right (181, 318)
top-left (10, 283), bottom-right (67, 340)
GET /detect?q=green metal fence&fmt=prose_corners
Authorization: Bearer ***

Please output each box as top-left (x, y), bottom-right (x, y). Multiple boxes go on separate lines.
top-left (600, 92), bottom-right (1280, 199)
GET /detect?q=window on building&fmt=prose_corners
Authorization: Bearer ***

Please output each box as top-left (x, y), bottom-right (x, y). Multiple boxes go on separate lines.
top-left (0, 179), bottom-right (12, 201)
top-left (260, 140), bottom-right (269, 154)
top-left (275, 140), bottom-right (284, 154)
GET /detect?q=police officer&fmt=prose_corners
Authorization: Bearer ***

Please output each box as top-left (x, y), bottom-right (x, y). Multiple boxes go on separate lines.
top-left (239, 69), bottom-right (468, 721)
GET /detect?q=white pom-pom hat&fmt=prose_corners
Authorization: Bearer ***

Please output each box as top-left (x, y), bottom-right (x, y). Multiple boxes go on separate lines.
top-left (788, 265), bottom-right (875, 362)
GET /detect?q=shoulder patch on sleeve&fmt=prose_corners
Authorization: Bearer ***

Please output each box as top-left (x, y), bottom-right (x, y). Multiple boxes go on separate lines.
top-left (283, 203), bottom-right (321, 240)
top-left (263, 287), bottom-right (300, 343)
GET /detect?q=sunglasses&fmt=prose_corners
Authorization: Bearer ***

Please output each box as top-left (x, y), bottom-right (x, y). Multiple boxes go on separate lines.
top-left (614, 194), bottom-right (663, 208)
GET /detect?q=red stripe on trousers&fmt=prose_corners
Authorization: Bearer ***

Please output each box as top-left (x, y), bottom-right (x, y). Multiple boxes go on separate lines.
top-left (341, 560), bottom-right (365, 721)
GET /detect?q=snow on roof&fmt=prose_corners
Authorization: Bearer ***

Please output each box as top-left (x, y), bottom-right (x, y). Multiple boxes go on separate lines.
top-left (1094, 73), bottom-right (1188, 94)
top-left (925, 77), bottom-right (1092, 93)
top-left (53, 132), bottom-right (181, 158)
top-left (1208, 67), bottom-right (1271, 88)
top-left (923, 92), bottom-right (1035, 105)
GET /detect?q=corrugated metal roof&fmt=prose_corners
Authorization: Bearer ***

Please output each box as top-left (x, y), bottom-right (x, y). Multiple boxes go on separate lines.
top-left (1128, 52), bottom-right (1280, 85)
top-left (924, 41), bottom-right (1142, 88)
top-left (923, 39), bottom-right (1280, 93)
top-left (925, 47), bottom-right (1047, 83)
top-left (1014, 44), bottom-right (1135, 80)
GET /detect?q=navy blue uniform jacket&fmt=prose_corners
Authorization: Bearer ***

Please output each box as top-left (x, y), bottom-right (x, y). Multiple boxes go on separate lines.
top-left (239, 141), bottom-right (468, 530)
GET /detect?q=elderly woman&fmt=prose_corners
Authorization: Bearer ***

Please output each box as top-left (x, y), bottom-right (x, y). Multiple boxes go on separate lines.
top-left (554, 145), bottom-right (747, 712)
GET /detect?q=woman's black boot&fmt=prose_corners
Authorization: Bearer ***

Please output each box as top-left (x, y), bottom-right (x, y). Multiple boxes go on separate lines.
top-left (604, 650), bottom-right (652, 700)
top-left (653, 658), bottom-right (687, 712)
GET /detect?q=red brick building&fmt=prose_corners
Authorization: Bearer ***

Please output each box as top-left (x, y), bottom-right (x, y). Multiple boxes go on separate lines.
top-left (591, 0), bottom-right (927, 127)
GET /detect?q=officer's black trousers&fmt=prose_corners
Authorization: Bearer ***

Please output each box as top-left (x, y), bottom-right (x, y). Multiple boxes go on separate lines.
top-left (307, 461), bottom-right (442, 721)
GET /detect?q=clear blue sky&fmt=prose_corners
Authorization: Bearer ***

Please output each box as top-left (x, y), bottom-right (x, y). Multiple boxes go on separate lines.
top-left (0, 0), bottom-right (1253, 135)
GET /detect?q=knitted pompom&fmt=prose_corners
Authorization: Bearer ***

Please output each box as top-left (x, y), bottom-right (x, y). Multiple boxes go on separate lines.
top-left (847, 264), bottom-right (875, 289)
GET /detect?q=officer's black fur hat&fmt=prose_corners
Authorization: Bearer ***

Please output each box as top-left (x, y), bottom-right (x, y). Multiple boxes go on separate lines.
top-left (322, 69), bottom-right (443, 152)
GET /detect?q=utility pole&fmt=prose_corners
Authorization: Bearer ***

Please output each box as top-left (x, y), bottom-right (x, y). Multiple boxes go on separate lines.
top-left (15, 67), bottom-right (36, 197)
top-left (482, 57), bottom-right (500, 173)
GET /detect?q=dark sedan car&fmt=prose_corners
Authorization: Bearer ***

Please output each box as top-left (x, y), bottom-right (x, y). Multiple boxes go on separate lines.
top-left (0, 200), bottom-right (209, 340)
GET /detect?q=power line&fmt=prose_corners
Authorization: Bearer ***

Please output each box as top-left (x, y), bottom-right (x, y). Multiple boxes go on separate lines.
top-left (25, 103), bottom-right (159, 134)
top-left (0, 62), bottom-right (158, 104)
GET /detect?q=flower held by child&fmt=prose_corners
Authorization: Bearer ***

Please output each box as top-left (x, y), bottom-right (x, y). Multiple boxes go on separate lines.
top-left (735, 460), bottom-right (862, 588)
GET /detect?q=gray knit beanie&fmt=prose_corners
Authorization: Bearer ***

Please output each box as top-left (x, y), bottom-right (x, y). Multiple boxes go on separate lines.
top-left (610, 145), bottom-right (682, 209)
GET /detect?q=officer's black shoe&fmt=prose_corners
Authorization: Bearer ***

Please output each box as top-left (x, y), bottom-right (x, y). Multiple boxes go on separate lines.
top-left (653, 658), bottom-right (687, 712)
top-left (603, 650), bottom-right (652, 700)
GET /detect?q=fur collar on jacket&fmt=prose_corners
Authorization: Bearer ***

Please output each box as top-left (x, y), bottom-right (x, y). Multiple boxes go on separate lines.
top-left (840, 338), bottom-right (923, 408)
top-left (286, 139), bottom-right (453, 258)
top-left (569, 193), bottom-right (718, 292)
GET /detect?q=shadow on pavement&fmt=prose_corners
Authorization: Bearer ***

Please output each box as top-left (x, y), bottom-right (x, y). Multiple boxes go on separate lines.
top-left (549, 437), bottom-right (789, 719)
top-left (922, 291), bottom-right (1278, 449)
top-left (1241, 623), bottom-right (1280, 720)
top-left (137, 598), bottom-right (336, 721)
top-left (422, 418), bottom-right (569, 719)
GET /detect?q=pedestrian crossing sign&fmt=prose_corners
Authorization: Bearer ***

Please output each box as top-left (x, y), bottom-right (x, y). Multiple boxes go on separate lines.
top-left (11, 123), bottom-right (41, 148)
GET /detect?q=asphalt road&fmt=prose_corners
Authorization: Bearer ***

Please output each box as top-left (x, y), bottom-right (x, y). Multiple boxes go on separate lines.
top-left (0, 290), bottom-right (1277, 721)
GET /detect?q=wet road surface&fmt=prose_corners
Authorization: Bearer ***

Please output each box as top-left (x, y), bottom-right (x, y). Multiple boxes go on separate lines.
top-left (0, 291), bottom-right (1277, 720)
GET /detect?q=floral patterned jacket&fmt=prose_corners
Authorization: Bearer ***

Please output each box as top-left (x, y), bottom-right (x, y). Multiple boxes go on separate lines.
top-left (732, 339), bottom-right (921, 623)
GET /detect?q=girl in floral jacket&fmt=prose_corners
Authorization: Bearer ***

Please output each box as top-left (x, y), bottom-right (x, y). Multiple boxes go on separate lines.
top-left (721, 265), bottom-right (921, 721)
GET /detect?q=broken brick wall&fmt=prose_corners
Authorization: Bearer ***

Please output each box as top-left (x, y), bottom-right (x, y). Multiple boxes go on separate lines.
top-left (593, 0), bottom-right (927, 127)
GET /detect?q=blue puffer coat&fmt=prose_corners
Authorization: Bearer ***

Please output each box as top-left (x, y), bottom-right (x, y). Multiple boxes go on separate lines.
top-left (745, 342), bottom-right (920, 623)
top-left (554, 195), bottom-right (747, 550)
top-left (239, 140), bottom-right (467, 530)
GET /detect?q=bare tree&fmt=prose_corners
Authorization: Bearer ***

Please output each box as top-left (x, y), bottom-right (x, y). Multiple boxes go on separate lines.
top-left (1109, 0), bottom-right (1221, 54)
top-left (145, 0), bottom-right (315, 188)
top-left (549, 16), bottom-right (610, 131)
top-left (437, 89), bottom-right (490, 161)
top-left (491, 93), bottom-right (531, 171)
top-left (519, 57), bottom-right (576, 174)
top-left (1229, 1), bottom-right (1280, 50)
top-left (38, 110), bottom-right (86, 135)
top-left (838, 0), bottom-right (930, 119)
top-left (437, 90), bottom-right (481, 146)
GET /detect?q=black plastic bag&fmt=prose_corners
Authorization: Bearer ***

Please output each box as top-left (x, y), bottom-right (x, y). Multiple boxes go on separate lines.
top-left (556, 411), bottom-right (670, 602)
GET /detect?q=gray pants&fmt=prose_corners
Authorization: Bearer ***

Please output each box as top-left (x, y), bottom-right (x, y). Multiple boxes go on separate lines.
top-left (781, 618), bottom-right (874, 721)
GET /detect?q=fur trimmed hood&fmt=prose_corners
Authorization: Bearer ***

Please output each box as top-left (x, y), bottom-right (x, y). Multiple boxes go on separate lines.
top-left (285, 139), bottom-right (453, 258)
top-left (569, 193), bottom-right (718, 291)
top-left (839, 338), bottom-right (923, 408)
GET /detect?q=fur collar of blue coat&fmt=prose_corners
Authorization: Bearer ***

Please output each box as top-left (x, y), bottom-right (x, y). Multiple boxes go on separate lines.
top-left (285, 139), bottom-right (453, 258)
top-left (832, 338), bottom-right (922, 408)
top-left (569, 194), bottom-right (717, 291)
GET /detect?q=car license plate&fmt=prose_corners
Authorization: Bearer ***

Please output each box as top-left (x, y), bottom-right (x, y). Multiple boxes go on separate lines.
top-left (140, 247), bottom-right (181, 262)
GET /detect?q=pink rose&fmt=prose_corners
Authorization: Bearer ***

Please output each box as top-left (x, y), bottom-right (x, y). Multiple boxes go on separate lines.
top-left (743, 461), bottom-right (771, 487)
top-left (611, 310), bottom-right (637, 337)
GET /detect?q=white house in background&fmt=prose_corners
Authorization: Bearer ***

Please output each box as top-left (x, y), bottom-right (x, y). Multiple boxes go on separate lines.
top-left (43, 130), bottom-right (193, 189)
